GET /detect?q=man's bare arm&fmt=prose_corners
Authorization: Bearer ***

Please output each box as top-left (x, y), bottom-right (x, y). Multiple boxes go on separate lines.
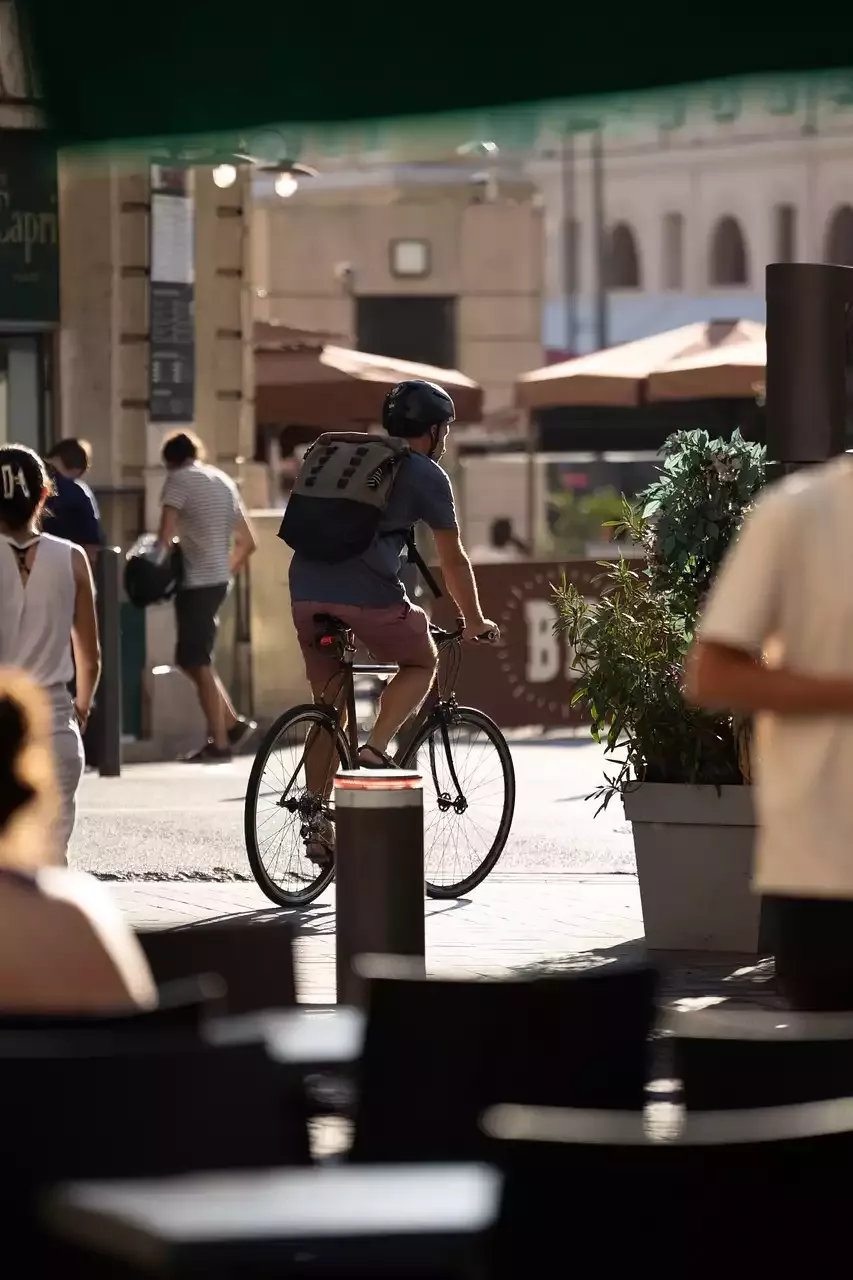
top-left (432, 529), bottom-right (498, 641)
top-left (157, 505), bottom-right (179, 550)
top-left (229, 512), bottom-right (258, 576)
top-left (687, 640), bottom-right (853, 716)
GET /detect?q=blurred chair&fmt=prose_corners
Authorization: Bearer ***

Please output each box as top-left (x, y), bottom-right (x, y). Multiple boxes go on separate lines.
top-left (0, 1037), bottom-right (311, 1188)
top-left (0, 973), bottom-right (225, 1034)
top-left (44, 1163), bottom-right (502, 1278)
top-left (484, 1099), bottom-right (853, 1276)
top-left (350, 962), bottom-right (657, 1163)
top-left (0, 1035), bottom-right (311, 1275)
top-left (138, 917), bottom-right (297, 1015)
top-left (665, 1006), bottom-right (853, 1110)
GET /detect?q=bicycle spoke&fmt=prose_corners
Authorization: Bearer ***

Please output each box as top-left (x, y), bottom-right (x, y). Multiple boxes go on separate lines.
top-left (405, 709), bottom-right (513, 895)
top-left (247, 709), bottom-right (346, 904)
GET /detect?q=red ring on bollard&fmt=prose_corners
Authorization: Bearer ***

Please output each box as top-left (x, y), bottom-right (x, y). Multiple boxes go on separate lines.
top-left (335, 770), bottom-right (421, 791)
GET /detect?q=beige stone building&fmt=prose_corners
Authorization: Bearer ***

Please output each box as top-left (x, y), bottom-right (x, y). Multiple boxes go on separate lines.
top-left (251, 166), bottom-right (543, 415)
top-left (59, 161), bottom-right (257, 542)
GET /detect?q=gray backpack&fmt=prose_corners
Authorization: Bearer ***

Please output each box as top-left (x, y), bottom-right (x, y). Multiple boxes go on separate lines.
top-left (278, 431), bottom-right (442, 595)
top-left (279, 431), bottom-right (408, 562)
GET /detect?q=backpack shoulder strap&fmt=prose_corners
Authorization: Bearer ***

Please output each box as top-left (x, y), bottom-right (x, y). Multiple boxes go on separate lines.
top-left (405, 528), bottom-right (443, 600)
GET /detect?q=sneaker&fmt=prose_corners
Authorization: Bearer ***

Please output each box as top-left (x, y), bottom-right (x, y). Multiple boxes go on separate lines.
top-left (304, 814), bottom-right (335, 869)
top-left (227, 716), bottom-right (258, 752)
top-left (181, 741), bottom-right (233, 763)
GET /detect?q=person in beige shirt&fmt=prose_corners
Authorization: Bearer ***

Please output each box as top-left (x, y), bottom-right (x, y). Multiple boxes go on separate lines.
top-left (688, 455), bottom-right (853, 1009)
top-left (0, 666), bottom-right (156, 1013)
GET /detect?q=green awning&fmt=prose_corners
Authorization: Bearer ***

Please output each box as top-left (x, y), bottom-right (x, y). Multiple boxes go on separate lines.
top-left (17, 3), bottom-right (853, 150)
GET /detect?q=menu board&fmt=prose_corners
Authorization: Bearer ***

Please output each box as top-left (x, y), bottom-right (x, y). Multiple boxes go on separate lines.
top-left (149, 169), bottom-right (195, 423)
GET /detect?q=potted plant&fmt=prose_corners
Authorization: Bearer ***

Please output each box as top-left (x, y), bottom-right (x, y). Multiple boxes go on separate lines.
top-left (553, 429), bottom-right (766, 952)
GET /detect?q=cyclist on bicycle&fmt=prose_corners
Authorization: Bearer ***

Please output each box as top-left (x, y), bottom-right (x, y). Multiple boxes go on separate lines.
top-left (288, 379), bottom-right (497, 855)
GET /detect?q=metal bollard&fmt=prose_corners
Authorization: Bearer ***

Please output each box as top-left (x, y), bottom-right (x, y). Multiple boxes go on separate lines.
top-left (96, 546), bottom-right (122, 777)
top-left (334, 769), bottom-right (425, 1006)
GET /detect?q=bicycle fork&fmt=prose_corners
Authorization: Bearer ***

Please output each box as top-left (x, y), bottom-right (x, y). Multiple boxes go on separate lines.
top-left (428, 706), bottom-right (469, 816)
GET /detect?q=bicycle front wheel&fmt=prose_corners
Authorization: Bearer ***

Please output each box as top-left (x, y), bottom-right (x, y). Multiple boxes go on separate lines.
top-left (245, 705), bottom-right (353, 907)
top-left (400, 705), bottom-right (515, 898)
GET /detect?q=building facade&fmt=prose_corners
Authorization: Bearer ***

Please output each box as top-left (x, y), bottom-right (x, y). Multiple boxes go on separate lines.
top-left (251, 164), bottom-right (543, 415)
top-left (59, 159), bottom-right (258, 545)
top-left (532, 76), bottom-right (853, 354)
top-left (0, 1), bottom-right (58, 456)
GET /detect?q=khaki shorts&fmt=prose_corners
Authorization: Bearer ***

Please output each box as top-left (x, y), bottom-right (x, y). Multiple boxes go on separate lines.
top-left (292, 600), bottom-right (437, 686)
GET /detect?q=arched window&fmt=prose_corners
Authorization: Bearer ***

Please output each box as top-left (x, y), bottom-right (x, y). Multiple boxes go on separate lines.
top-left (709, 216), bottom-right (749, 286)
top-left (606, 222), bottom-right (642, 289)
top-left (824, 205), bottom-right (853, 266)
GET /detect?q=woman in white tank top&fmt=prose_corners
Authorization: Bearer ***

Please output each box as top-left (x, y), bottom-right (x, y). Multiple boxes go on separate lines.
top-left (0, 445), bottom-right (101, 861)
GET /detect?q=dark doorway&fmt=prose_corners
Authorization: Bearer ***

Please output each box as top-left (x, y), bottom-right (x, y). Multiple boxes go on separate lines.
top-left (356, 296), bottom-right (457, 370)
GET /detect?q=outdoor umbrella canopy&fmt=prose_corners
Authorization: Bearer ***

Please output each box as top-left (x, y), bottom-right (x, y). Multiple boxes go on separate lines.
top-left (14, 2), bottom-right (853, 147)
top-left (647, 337), bottom-right (766, 402)
top-left (515, 320), bottom-right (764, 410)
top-left (255, 341), bottom-right (482, 428)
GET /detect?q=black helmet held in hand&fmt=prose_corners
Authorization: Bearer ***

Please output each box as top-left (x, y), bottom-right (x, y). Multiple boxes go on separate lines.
top-left (382, 379), bottom-right (456, 437)
top-left (124, 534), bottom-right (184, 609)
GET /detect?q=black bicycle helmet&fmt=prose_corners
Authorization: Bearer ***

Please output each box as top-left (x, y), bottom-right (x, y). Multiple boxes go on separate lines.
top-left (382, 379), bottom-right (456, 437)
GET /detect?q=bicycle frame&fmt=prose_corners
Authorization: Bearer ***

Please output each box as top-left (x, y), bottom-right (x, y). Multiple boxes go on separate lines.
top-left (321, 625), bottom-right (468, 803)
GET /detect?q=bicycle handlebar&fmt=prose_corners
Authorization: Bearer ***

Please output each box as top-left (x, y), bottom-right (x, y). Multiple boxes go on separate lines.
top-left (429, 618), bottom-right (499, 645)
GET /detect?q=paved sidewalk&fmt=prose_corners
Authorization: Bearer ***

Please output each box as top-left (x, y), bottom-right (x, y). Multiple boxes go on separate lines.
top-left (110, 873), bottom-right (778, 1009)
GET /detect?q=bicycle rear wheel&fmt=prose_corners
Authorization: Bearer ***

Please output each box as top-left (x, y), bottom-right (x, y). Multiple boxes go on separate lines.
top-left (244, 705), bottom-right (353, 907)
top-left (400, 705), bottom-right (515, 898)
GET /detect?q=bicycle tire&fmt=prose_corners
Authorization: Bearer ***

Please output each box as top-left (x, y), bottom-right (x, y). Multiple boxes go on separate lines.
top-left (400, 705), bottom-right (515, 899)
top-left (244, 704), bottom-right (353, 907)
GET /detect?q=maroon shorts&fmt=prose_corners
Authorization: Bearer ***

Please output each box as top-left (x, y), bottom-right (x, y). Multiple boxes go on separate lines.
top-left (292, 600), bottom-right (437, 686)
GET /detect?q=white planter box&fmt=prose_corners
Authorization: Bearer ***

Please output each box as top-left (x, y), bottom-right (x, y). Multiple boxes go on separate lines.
top-left (622, 783), bottom-right (764, 954)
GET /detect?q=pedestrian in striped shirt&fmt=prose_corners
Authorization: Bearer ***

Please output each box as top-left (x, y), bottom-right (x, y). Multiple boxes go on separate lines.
top-left (157, 431), bottom-right (258, 762)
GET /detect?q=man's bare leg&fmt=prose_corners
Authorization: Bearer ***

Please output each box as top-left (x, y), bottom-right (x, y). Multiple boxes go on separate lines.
top-left (212, 668), bottom-right (238, 731)
top-left (364, 664), bottom-right (435, 758)
top-left (183, 666), bottom-right (228, 749)
top-left (301, 676), bottom-right (347, 865)
top-left (304, 676), bottom-right (347, 798)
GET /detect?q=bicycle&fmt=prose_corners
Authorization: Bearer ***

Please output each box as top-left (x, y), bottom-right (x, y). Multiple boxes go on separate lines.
top-left (244, 612), bottom-right (516, 907)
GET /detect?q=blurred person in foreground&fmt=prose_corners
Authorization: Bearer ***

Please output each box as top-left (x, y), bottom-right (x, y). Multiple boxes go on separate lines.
top-left (0, 667), bottom-right (155, 1012)
top-left (42, 437), bottom-right (104, 563)
top-left (687, 456), bottom-right (853, 1009)
top-left (157, 430), bottom-right (258, 762)
top-left (0, 445), bottom-right (100, 860)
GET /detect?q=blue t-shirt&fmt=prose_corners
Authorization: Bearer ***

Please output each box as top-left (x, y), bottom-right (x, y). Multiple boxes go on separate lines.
top-left (43, 469), bottom-right (103, 548)
top-left (289, 453), bottom-right (458, 607)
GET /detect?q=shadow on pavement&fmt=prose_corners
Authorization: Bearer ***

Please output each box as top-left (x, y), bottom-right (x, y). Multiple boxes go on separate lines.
top-left (510, 937), bottom-right (780, 1010)
top-left (172, 904), bottom-right (336, 938)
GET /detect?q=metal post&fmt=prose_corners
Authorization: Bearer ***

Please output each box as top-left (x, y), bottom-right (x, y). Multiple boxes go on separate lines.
top-left (765, 262), bottom-right (853, 472)
top-left (334, 769), bottom-right (424, 1006)
top-left (97, 545), bottom-right (122, 777)
top-left (561, 132), bottom-right (578, 354)
top-left (525, 410), bottom-right (539, 555)
top-left (591, 128), bottom-right (608, 351)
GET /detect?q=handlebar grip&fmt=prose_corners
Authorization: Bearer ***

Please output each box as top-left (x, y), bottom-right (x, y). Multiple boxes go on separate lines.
top-left (454, 618), bottom-right (499, 643)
